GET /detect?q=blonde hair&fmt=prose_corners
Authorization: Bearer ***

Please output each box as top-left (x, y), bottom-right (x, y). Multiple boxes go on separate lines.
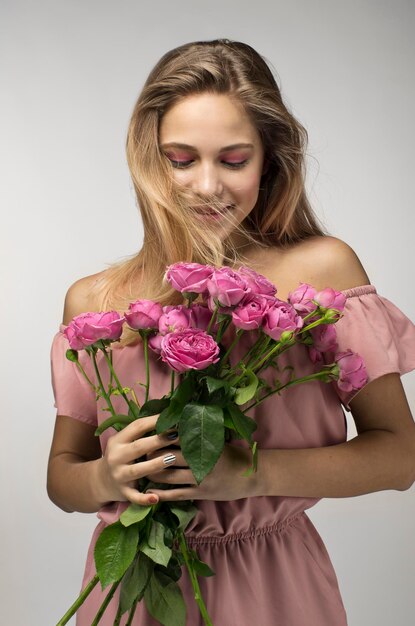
top-left (94, 39), bottom-right (329, 345)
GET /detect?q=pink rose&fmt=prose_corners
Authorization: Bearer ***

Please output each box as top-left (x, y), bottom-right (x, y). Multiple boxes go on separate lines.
top-left (288, 283), bottom-right (318, 315)
top-left (335, 350), bottom-right (368, 392)
top-left (64, 311), bottom-right (125, 350)
top-left (263, 300), bottom-right (304, 341)
top-left (314, 288), bottom-right (346, 313)
top-left (189, 303), bottom-right (220, 334)
top-left (148, 333), bottom-right (163, 354)
top-left (238, 266), bottom-right (277, 296)
top-left (308, 324), bottom-right (338, 364)
top-left (207, 267), bottom-right (250, 308)
top-left (160, 329), bottom-right (220, 373)
top-left (232, 293), bottom-right (275, 330)
top-left (124, 299), bottom-right (163, 330)
top-left (164, 262), bottom-right (214, 293)
top-left (159, 305), bottom-right (192, 334)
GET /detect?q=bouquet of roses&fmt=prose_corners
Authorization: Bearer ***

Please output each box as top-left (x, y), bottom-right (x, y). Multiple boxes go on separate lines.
top-left (56, 263), bottom-right (367, 626)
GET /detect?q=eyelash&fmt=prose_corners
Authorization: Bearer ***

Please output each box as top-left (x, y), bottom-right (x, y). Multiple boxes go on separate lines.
top-left (168, 159), bottom-right (249, 170)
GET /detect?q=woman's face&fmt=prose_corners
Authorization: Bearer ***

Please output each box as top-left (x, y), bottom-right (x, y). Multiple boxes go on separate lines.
top-left (159, 93), bottom-right (266, 242)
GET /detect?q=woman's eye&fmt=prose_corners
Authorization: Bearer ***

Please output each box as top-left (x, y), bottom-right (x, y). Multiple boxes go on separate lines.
top-left (169, 160), bottom-right (193, 169)
top-left (224, 160), bottom-right (248, 169)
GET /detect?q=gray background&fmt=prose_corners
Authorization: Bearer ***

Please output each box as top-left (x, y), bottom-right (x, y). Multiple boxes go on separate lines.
top-left (1, 1), bottom-right (414, 624)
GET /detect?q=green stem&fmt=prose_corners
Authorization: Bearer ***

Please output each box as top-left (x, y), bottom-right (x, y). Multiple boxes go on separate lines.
top-left (250, 336), bottom-right (297, 373)
top-left (101, 348), bottom-right (134, 411)
top-left (73, 359), bottom-right (95, 389)
top-left (243, 333), bottom-right (272, 370)
top-left (55, 574), bottom-right (99, 625)
top-left (220, 328), bottom-right (244, 368)
top-left (126, 596), bottom-right (139, 625)
top-left (91, 580), bottom-right (121, 626)
top-left (170, 370), bottom-right (176, 395)
top-left (215, 316), bottom-right (232, 344)
top-left (178, 531), bottom-right (213, 626)
top-left (244, 369), bottom-right (336, 412)
top-left (91, 350), bottom-right (117, 416)
top-left (143, 333), bottom-right (150, 403)
top-left (206, 303), bottom-right (219, 335)
top-left (113, 599), bottom-right (123, 626)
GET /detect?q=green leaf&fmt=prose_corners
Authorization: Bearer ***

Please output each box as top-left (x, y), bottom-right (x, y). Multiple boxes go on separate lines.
top-left (141, 520), bottom-right (172, 567)
top-left (234, 369), bottom-right (259, 405)
top-left (94, 522), bottom-right (139, 590)
top-left (243, 441), bottom-right (258, 477)
top-left (179, 403), bottom-right (225, 485)
top-left (119, 552), bottom-right (153, 614)
top-left (156, 401), bottom-right (182, 434)
top-left (226, 404), bottom-right (257, 443)
top-left (138, 398), bottom-right (170, 417)
top-left (144, 570), bottom-right (186, 626)
top-left (202, 376), bottom-right (230, 395)
top-left (169, 504), bottom-right (198, 531)
top-left (120, 503), bottom-right (152, 527)
top-left (189, 549), bottom-right (215, 577)
top-left (65, 348), bottom-right (78, 362)
top-left (128, 401), bottom-right (141, 419)
top-left (171, 374), bottom-right (195, 404)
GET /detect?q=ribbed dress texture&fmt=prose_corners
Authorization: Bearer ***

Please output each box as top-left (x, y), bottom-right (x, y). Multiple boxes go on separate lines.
top-left (50, 285), bottom-right (415, 625)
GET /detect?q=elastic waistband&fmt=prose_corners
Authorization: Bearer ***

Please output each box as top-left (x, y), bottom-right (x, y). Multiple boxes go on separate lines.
top-left (185, 511), bottom-right (304, 546)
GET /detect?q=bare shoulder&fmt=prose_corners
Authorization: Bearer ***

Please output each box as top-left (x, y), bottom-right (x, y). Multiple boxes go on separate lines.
top-left (62, 270), bottom-right (108, 325)
top-left (258, 235), bottom-right (371, 299)
top-left (292, 235), bottom-right (371, 291)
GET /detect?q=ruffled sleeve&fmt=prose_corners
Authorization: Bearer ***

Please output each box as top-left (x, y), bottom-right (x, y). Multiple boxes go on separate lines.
top-left (50, 324), bottom-right (97, 426)
top-left (323, 285), bottom-right (415, 412)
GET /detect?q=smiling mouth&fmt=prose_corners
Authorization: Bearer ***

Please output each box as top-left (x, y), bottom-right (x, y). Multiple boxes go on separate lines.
top-left (194, 204), bottom-right (235, 215)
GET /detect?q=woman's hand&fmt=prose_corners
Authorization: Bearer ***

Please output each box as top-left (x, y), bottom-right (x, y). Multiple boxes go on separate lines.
top-left (96, 414), bottom-right (180, 506)
top-left (145, 442), bottom-right (260, 502)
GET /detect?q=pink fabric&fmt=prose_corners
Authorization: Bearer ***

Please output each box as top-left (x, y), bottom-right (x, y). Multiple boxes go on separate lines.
top-left (50, 284), bottom-right (415, 625)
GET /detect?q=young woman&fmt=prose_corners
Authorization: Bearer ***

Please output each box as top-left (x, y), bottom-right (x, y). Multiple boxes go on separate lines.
top-left (48, 39), bottom-right (415, 625)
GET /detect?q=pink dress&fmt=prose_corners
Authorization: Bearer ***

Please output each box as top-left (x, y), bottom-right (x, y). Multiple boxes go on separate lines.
top-left (50, 285), bottom-right (415, 625)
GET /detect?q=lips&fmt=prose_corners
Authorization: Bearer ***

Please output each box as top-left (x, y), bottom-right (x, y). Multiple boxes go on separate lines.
top-left (195, 204), bottom-right (235, 215)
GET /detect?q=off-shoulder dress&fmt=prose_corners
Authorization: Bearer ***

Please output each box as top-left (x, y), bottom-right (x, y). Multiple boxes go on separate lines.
top-left (50, 285), bottom-right (415, 625)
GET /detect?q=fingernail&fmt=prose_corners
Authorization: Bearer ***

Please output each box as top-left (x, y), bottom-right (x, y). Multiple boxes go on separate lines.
top-left (148, 494), bottom-right (158, 504)
top-left (163, 453), bottom-right (176, 466)
top-left (166, 431), bottom-right (178, 440)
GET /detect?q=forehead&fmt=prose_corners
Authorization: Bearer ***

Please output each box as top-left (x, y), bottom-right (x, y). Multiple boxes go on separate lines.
top-left (159, 93), bottom-right (261, 147)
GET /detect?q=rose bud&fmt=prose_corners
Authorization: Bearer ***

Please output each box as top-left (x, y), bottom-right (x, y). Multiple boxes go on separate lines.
top-left (335, 350), bottom-right (368, 393)
top-left (237, 266), bottom-right (277, 296)
top-left (164, 262), bottom-right (214, 293)
top-left (207, 267), bottom-right (250, 308)
top-left (263, 300), bottom-right (304, 341)
top-left (159, 305), bottom-right (192, 334)
top-left (64, 311), bottom-right (125, 350)
top-left (124, 299), bottom-right (163, 330)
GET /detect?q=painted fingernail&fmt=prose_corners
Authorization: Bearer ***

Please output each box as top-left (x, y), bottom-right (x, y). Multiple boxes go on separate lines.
top-left (163, 453), bottom-right (176, 466)
top-left (166, 431), bottom-right (178, 440)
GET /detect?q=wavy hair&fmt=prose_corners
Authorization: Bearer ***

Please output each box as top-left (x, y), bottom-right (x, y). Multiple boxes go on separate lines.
top-left (93, 39), bottom-right (329, 345)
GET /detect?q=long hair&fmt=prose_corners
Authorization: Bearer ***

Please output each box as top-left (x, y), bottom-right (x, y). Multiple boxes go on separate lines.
top-left (93, 39), bottom-right (329, 345)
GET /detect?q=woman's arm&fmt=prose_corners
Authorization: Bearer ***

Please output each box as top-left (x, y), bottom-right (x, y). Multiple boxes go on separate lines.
top-left (258, 372), bottom-right (415, 498)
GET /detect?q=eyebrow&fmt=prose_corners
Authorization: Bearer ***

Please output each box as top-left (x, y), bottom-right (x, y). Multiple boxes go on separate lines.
top-left (160, 142), bottom-right (254, 151)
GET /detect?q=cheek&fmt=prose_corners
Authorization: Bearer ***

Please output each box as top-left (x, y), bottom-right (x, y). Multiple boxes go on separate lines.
top-left (234, 172), bottom-right (261, 199)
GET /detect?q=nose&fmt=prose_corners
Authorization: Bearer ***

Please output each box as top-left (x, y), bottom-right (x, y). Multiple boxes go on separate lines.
top-left (190, 162), bottom-right (224, 196)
